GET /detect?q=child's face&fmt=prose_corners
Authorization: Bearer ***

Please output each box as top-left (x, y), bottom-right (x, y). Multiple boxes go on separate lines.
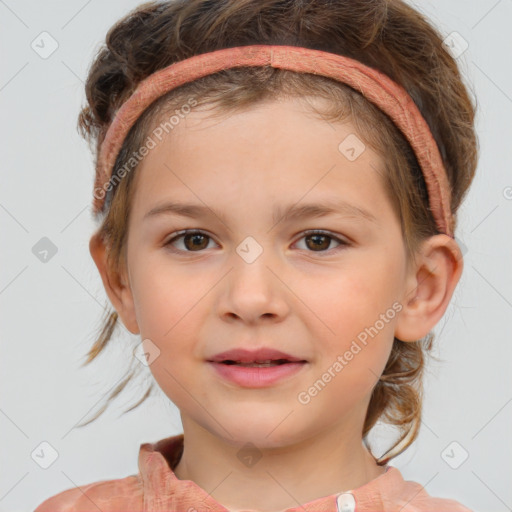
top-left (123, 97), bottom-right (411, 447)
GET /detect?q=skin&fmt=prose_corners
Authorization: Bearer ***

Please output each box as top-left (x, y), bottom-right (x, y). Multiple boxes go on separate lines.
top-left (90, 96), bottom-right (463, 512)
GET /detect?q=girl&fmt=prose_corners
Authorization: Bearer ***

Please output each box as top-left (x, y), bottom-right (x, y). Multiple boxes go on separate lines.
top-left (35, 0), bottom-right (478, 510)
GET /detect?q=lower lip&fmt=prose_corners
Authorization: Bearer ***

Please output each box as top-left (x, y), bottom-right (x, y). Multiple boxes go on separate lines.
top-left (208, 361), bottom-right (307, 387)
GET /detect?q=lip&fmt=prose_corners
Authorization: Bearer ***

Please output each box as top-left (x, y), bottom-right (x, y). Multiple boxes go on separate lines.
top-left (208, 347), bottom-right (306, 364)
top-left (208, 360), bottom-right (308, 388)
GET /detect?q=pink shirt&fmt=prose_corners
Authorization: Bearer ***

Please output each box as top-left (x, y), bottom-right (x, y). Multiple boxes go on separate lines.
top-left (34, 433), bottom-right (472, 511)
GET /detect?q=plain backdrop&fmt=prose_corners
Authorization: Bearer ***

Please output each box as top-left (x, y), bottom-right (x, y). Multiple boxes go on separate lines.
top-left (1, 1), bottom-right (511, 511)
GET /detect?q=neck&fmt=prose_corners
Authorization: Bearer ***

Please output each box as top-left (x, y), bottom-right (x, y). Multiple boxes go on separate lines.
top-left (172, 421), bottom-right (386, 512)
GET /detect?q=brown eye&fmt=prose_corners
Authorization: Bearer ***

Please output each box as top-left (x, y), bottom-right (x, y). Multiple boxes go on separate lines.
top-left (165, 231), bottom-right (215, 252)
top-left (164, 229), bottom-right (349, 256)
top-left (183, 233), bottom-right (210, 251)
top-left (294, 230), bottom-right (348, 254)
top-left (305, 233), bottom-right (331, 251)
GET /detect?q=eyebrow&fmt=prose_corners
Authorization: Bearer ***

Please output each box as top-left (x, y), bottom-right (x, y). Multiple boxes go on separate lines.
top-left (143, 199), bottom-right (378, 226)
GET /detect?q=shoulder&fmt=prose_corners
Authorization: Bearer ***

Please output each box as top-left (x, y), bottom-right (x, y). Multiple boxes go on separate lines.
top-left (395, 478), bottom-right (473, 511)
top-left (33, 475), bottom-right (143, 512)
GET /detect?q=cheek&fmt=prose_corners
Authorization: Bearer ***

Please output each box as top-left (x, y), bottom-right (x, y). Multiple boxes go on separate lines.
top-left (129, 260), bottom-right (195, 342)
top-left (296, 266), bottom-right (396, 375)
top-left (296, 267), bottom-right (381, 334)
top-left (129, 259), bottom-right (216, 367)
top-left (129, 262), bottom-right (204, 402)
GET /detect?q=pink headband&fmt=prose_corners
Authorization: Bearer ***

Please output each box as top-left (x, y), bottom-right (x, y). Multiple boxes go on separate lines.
top-left (93, 44), bottom-right (454, 237)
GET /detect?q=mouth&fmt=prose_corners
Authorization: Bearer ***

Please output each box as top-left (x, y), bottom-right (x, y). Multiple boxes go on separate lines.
top-left (208, 347), bottom-right (307, 365)
top-left (207, 347), bottom-right (308, 386)
top-left (207, 359), bottom-right (308, 387)
top-left (218, 359), bottom-right (304, 367)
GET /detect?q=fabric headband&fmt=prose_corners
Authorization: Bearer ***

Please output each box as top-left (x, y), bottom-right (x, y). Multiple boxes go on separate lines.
top-left (93, 44), bottom-right (454, 237)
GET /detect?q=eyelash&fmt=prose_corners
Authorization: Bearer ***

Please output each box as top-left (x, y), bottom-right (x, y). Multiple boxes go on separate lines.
top-left (163, 229), bottom-right (350, 256)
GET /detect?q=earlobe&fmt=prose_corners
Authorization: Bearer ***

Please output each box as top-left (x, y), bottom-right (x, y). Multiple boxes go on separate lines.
top-left (394, 235), bottom-right (464, 342)
top-left (89, 233), bottom-right (140, 334)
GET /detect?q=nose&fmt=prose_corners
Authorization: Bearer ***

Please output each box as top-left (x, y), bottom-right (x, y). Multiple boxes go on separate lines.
top-left (217, 250), bottom-right (291, 325)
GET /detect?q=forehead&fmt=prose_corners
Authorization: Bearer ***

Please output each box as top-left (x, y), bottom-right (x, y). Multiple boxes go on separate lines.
top-left (131, 97), bottom-right (390, 223)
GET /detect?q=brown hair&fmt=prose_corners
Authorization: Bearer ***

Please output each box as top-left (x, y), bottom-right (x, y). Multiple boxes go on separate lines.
top-left (76, 0), bottom-right (478, 465)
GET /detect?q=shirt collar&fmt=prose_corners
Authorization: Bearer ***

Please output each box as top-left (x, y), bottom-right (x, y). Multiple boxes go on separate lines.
top-left (138, 433), bottom-right (408, 512)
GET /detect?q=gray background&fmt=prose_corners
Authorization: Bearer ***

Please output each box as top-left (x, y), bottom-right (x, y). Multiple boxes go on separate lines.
top-left (1, 0), bottom-right (511, 510)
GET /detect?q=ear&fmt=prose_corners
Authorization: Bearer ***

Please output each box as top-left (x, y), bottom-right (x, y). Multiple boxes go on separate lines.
top-left (89, 232), bottom-right (140, 335)
top-left (394, 234), bottom-right (464, 342)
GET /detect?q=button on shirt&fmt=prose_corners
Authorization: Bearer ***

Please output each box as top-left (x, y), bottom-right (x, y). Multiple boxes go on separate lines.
top-left (34, 433), bottom-right (473, 512)
top-left (336, 492), bottom-right (356, 512)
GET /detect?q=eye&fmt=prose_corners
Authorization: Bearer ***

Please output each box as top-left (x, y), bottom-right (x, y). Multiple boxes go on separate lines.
top-left (164, 229), bottom-right (349, 255)
top-left (164, 230), bottom-right (217, 253)
top-left (293, 230), bottom-right (349, 255)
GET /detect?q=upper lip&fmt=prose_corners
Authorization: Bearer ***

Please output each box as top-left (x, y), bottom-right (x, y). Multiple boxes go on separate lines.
top-left (208, 347), bottom-right (306, 363)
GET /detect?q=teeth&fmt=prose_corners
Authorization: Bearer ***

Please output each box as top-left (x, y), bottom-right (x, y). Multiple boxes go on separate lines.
top-left (222, 359), bottom-right (288, 367)
top-left (235, 361), bottom-right (282, 367)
